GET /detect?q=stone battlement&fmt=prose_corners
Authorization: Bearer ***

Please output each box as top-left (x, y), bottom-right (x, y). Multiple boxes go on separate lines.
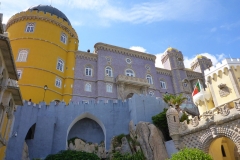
top-left (6, 10), bottom-right (78, 38)
top-left (204, 58), bottom-right (240, 76)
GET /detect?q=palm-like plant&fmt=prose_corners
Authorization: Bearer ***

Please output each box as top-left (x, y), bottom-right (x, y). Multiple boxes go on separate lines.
top-left (162, 93), bottom-right (187, 111)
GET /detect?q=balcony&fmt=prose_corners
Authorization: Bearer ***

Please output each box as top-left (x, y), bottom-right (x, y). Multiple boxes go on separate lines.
top-left (116, 75), bottom-right (150, 87)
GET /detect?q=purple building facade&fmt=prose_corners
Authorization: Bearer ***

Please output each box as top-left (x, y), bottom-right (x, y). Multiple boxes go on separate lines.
top-left (72, 43), bottom-right (212, 106)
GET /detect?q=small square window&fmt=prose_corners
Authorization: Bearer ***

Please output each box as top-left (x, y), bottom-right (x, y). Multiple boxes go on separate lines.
top-left (61, 33), bottom-right (67, 44)
top-left (56, 59), bottom-right (64, 72)
top-left (17, 50), bottom-right (28, 62)
top-left (25, 23), bottom-right (35, 33)
top-left (85, 83), bottom-right (91, 92)
top-left (17, 70), bottom-right (22, 79)
top-left (106, 84), bottom-right (112, 93)
top-left (55, 78), bottom-right (62, 88)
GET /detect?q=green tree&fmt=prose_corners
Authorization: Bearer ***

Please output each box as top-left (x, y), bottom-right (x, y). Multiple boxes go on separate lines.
top-left (45, 150), bottom-right (100, 160)
top-left (152, 108), bottom-right (171, 140)
top-left (163, 93), bottom-right (187, 110)
top-left (169, 148), bottom-right (213, 160)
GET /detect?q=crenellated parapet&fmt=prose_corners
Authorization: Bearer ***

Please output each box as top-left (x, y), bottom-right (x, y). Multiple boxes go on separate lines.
top-left (94, 43), bottom-right (156, 62)
top-left (156, 68), bottom-right (172, 76)
top-left (6, 10), bottom-right (78, 39)
top-left (75, 51), bottom-right (98, 61)
top-left (204, 58), bottom-right (240, 79)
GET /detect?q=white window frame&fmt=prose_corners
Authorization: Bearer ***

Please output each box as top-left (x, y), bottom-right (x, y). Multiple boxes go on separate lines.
top-left (125, 69), bottom-right (135, 77)
top-left (60, 33), bottom-right (67, 44)
top-left (85, 83), bottom-right (91, 92)
top-left (56, 59), bottom-right (64, 72)
top-left (17, 50), bottom-right (28, 62)
top-left (85, 66), bottom-right (93, 76)
top-left (105, 66), bottom-right (112, 77)
top-left (17, 70), bottom-right (22, 79)
top-left (25, 23), bottom-right (35, 33)
top-left (55, 77), bottom-right (62, 88)
top-left (146, 74), bottom-right (153, 84)
top-left (160, 81), bottom-right (167, 89)
top-left (106, 84), bottom-right (112, 93)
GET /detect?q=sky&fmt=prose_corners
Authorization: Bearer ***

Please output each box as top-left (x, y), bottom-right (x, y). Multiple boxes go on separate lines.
top-left (1, 0), bottom-right (240, 68)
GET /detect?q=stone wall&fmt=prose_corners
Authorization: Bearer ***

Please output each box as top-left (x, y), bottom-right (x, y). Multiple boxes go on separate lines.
top-left (6, 95), bottom-right (167, 160)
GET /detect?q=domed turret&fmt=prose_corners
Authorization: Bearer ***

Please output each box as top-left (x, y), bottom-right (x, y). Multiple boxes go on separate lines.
top-left (28, 5), bottom-right (71, 25)
top-left (6, 5), bottom-right (78, 104)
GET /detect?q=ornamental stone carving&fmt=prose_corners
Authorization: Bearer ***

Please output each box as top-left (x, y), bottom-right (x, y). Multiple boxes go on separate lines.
top-left (118, 83), bottom-right (125, 100)
top-left (190, 116), bottom-right (199, 127)
top-left (210, 126), bottom-right (217, 138)
top-left (202, 110), bottom-right (214, 121)
top-left (217, 104), bottom-right (230, 116)
top-left (179, 120), bottom-right (188, 131)
top-left (218, 84), bottom-right (230, 97)
top-left (234, 99), bottom-right (240, 111)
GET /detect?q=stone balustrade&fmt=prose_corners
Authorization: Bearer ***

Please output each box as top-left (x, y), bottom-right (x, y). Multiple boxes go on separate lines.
top-left (116, 75), bottom-right (150, 87)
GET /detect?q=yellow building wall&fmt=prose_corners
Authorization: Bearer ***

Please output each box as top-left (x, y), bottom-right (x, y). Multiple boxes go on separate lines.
top-left (209, 137), bottom-right (236, 160)
top-left (0, 146), bottom-right (6, 160)
top-left (197, 87), bottom-right (215, 115)
top-left (210, 71), bottom-right (237, 107)
top-left (7, 11), bottom-right (78, 104)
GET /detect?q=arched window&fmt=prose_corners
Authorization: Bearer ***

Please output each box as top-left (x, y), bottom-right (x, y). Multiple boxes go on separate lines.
top-left (25, 23), bottom-right (35, 32)
top-left (61, 33), bottom-right (67, 44)
top-left (146, 74), bottom-right (153, 84)
top-left (106, 84), bottom-right (112, 93)
top-left (85, 83), bottom-right (91, 92)
top-left (17, 70), bottom-right (22, 79)
top-left (160, 80), bottom-right (167, 89)
top-left (85, 65), bottom-right (93, 76)
top-left (125, 69), bottom-right (135, 77)
top-left (55, 78), bottom-right (62, 88)
top-left (105, 67), bottom-right (112, 77)
top-left (17, 50), bottom-right (28, 62)
top-left (57, 59), bottom-right (64, 72)
top-left (186, 95), bottom-right (191, 102)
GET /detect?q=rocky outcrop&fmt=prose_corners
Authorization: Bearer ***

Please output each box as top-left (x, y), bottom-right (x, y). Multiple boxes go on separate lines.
top-left (22, 141), bottom-right (30, 160)
top-left (68, 139), bottom-right (106, 159)
top-left (135, 121), bottom-right (169, 160)
top-left (120, 137), bottom-right (132, 155)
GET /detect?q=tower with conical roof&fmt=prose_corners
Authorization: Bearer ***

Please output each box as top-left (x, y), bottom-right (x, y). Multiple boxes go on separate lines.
top-left (6, 5), bottom-right (79, 103)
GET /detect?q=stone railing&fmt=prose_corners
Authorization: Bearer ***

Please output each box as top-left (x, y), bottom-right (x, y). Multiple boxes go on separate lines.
top-left (116, 75), bottom-right (150, 87)
top-left (7, 79), bottom-right (18, 87)
top-left (179, 99), bottom-right (240, 135)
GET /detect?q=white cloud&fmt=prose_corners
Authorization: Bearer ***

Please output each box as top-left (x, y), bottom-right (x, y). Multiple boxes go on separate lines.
top-left (155, 53), bottom-right (164, 68)
top-left (129, 46), bottom-right (146, 52)
top-left (1, 0), bottom-right (220, 25)
top-left (184, 53), bottom-right (226, 68)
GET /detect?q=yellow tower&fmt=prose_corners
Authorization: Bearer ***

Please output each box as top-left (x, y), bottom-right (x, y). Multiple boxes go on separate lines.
top-left (6, 5), bottom-right (79, 104)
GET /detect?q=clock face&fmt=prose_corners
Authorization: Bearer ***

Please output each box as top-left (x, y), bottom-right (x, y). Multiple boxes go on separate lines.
top-left (126, 58), bottom-right (132, 64)
top-left (107, 57), bottom-right (111, 62)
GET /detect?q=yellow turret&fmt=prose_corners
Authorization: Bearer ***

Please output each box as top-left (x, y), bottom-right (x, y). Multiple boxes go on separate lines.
top-left (6, 5), bottom-right (79, 104)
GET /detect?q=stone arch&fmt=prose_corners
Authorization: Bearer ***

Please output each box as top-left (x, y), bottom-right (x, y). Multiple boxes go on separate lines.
top-left (66, 112), bottom-right (106, 149)
top-left (124, 88), bottom-right (141, 99)
top-left (199, 126), bottom-right (240, 154)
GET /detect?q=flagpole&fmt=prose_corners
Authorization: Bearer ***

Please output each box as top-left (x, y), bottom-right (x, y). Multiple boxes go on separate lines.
top-left (198, 79), bottom-right (208, 111)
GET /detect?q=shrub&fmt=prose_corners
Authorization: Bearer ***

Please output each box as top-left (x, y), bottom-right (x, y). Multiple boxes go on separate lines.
top-left (180, 112), bottom-right (190, 124)
top-left (45, 150), bottom-right (100, 160)
top-left (169, 148), bottom-right (213, 160)
top-left (152, 108), bottom-right (171, 140)
top-left (112, 151), bottom-right (145, 160)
